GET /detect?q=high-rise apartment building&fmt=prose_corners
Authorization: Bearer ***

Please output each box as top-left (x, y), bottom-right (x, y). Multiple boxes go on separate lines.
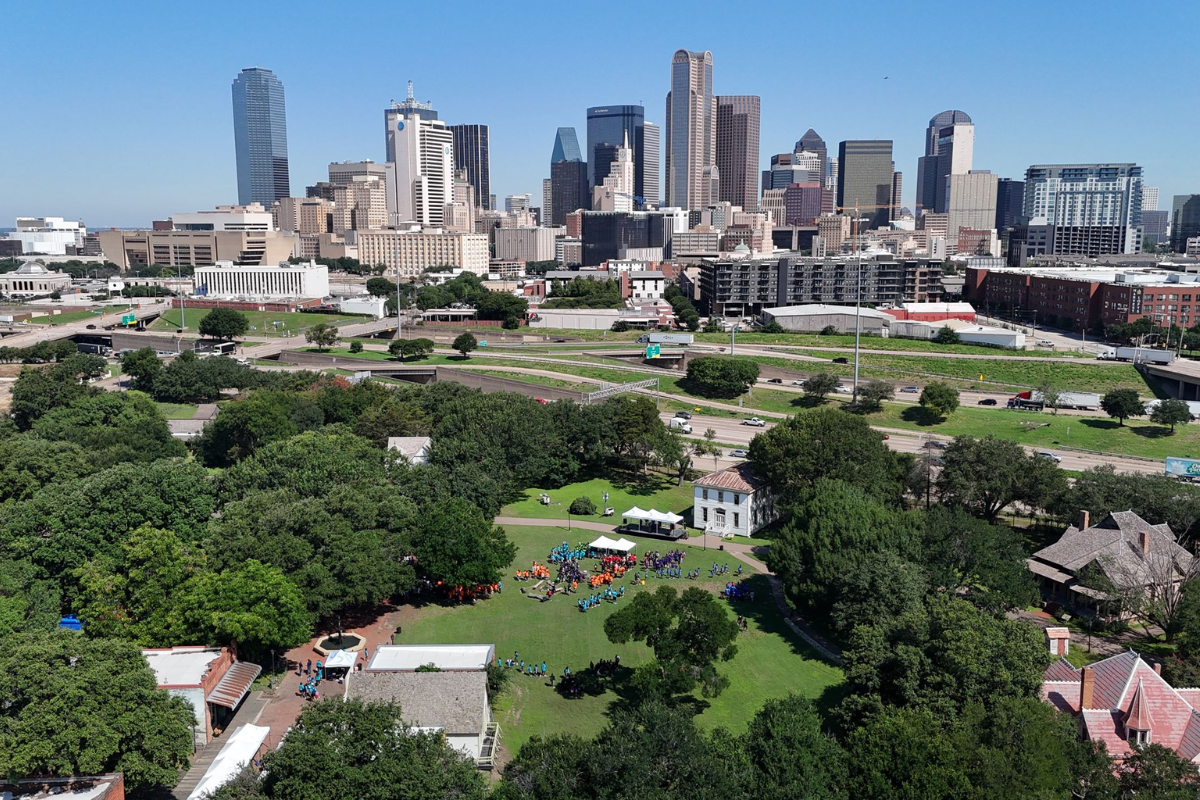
top-left (1171, 195), bottom-right (1200, 253)
top-left (665, 49), bottom-right (716, 210)
top-left (915, 110), bottom-right (973, 214)
top-left (995, 178), bottom-right (1025, 230)
top-left (1022, 164), bottom-right (1143, 229)
top-left (837, 140), bottom-right (895, 228)
top-left (383, 86), bottom-right (454, 227)
top-left (640, 122), bottom-right (660, 206)
top-left (449, 124), bottom-right (490, 210)
top-left (1142, 186), bottom-right (1159, 212)
top-left (715, 95), bottom-right (761, 210)
top-left (945, 171), bottom-right (998, 250)
top-left (542, 179), bottom-right (554, 225)
top-left (232, 68), bottom-right (290, 206)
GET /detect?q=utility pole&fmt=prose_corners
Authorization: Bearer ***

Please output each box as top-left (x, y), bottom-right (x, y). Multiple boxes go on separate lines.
top-left (395, 271), bottom-right (402, 347)
top-left (852, 251), bottom-right (863, 401)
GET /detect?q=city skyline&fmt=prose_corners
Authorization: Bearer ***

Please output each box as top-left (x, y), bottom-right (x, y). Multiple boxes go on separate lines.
top-left (5, 0), bottom-right (1199, 226)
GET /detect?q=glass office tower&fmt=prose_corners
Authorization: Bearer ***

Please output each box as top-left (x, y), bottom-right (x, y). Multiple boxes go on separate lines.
top-left (232, 68), bottom-right (290, 206)
top-left (587, 105), bottom-right (646, 197)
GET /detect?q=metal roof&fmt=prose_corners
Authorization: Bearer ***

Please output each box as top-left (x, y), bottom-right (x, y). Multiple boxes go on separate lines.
top-left (208, 661), bottom-right (261, 710)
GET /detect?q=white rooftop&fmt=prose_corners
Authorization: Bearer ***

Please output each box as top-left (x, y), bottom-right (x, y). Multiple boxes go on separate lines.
top-left (186, 724), bottom-right (270, 800)
top-left (898, 301), bottom-right (976, 313)
top-left (763, 303), bottom-right (891, 319)
top-left (142, 647), bottom-right (223, 687)
top-left (367, 644), bottom-right (495, 672)
top-left (387, 436), bottom-right (431, 460)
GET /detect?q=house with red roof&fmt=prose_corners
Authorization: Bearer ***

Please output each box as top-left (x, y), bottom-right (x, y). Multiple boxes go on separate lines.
top-left (692, 463), bottom-right (776, 538)
top-left (1041, 631), bottom-right (1200, 761)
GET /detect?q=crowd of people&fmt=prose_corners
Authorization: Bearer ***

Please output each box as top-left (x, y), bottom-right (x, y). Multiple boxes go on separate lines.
top-left (725, 581), bottom-right (754, 601)
top-left (578, 585), bottom-right (624, 612)
top-left (296, 659), bottom-right (324, 701)
top-left (499, 652), bottom-right (549, 678)
top-left (514, 563), bottom-right (550, 581)
top-left (641, 549), bottom-right (686, 571)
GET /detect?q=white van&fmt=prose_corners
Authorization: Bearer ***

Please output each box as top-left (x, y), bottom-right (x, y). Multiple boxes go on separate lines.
top-left (668, 417), bottom-right (692, 434)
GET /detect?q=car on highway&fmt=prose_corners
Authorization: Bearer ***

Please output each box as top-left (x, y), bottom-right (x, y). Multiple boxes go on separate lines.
top-left (923, 440), bottom-right (946, 449)
top-left (729, 449), bottom-right (748, 458)
top-left (834, 384), bottom-right (853, 394)
top-left (674, 411), bottom-right (692, 420)
top-left (882, 434), bottom-right (890, 440)
top-left (832, 357), bottom-right (849, 364)
top-left (900, 386), bottom-right (919, 393)
top-left (85, 324), bottom-right (97, 330)
top-left (741, 417), bottom-right (767, 427)
top-left (1037, 451), bottom-right (1063, 463)
top-left (533, 397), bottom-right (549, 405)
top-left (792, 380), bottom-right (805, 386)
top-left (766, 377), bottom-right (783, 384)
top-left (978, 398), bottom-right (998, 406)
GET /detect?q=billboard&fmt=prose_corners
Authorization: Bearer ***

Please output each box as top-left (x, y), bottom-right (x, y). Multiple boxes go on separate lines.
top-left (1165, 458), bottom-right (1200, 478)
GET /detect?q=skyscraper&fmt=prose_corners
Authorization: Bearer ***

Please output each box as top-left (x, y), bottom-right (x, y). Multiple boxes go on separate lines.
top-left (1022, 164), bottom-right (1143, 227)
top-left (1142, 186), bottom-right (1159, 211)
top-left (550, 127), bottom-right (588, 225)
top-left (586, 105), bottom-right (649, 197)
top-left (716, 95), bottom-right (761, 210)
top-left (665, 49), bottom-right (716, 210)
top-left (449, 124), bottom-right (490, 210)
top-left (232, 68), bottom-right (290, 206)
top-left (1171, 195), bottom-right (1200, 253)
top-left (383, 84), bottom-right (454, 226)
top-left (551, 127), bottom-right (583, 163)
top-left (640, 122), bottom-right (660, 206)
top-left (837, 140), bottom-right (895, 228)
top-left (891, 171), bottom-right (903, 214)
top-left (795, 129), bottom-right (828, 187)
top-left (995, 178), bottom-right (1025, 230)
top-left (945, 171), bottom-right (998, 248)
top-left (915, 110), bottom-right (973, 214)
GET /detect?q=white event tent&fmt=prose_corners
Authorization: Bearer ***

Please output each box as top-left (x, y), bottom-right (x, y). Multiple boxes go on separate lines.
top-left (589, 535), bottom-right (637, 553)
top-left (186, 724), bottom-right (270, 800)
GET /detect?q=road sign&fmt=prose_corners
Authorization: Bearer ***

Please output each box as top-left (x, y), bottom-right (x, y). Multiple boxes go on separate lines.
top-left (479, 341), bottom-right (488, 347)
top-left (646, 344), bottom-right (660, 358)
top-left (121, 313), bottom-right (136, 325)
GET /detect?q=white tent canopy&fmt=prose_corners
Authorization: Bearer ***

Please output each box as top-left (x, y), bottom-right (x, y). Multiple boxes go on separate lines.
top-left (325, 649), bottom-right (357, 670)
top-left (613, 538), bottom-right (637, 552)
top-left (186, 724), bottom-right (270, 800)
top-left (589, 535), bottom-right (620, 551)
top-left (621, 507), bottom-right (683, 524)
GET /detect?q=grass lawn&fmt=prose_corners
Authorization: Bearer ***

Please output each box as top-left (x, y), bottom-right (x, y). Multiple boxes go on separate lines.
top-left (469, 369), bottom-right (593, 392)
top-left (44, 309), bottom-right (104, 325)
top-left (867, 403), bottom-right (1192, 460)
top-left (151, 308), bottom-right (368, 336)
top-left (154, 402), bottom-right (198, 419)
top-left (502, 475), bottom-right (696, 524)
top-left (399, 523), bottom-right (844, 751)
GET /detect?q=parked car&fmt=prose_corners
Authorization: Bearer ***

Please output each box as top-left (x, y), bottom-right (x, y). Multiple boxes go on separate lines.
top-left (978, 398), bottom-right (998, 406)
top-left (1037, 451), bottom-right (1063, 463)
top-left (1036, 340), bottom-right (1054, 348)
top-left (674, 411), bottom-right (692, 420)
top-left (832, 357), bottom-right (849, 364)
top-left (729, 449), bottom-right (748, 458)
top-left (741, 417), bottom-right (766, 427)
top-left (766, 377), bottom-right (783, 384)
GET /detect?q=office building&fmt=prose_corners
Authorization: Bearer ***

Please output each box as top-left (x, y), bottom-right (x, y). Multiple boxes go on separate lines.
top-left (699, 254), bottom-right (944, 317)
top-left (1142, 210), bottom-right (1170, 246)
top-left (915, 110), bottom-right (973, 214)
top-left (550, 160), bottom-right (589, 225)
top-left (891, 171), bottom-right (903, 213)
top-left (945, 171), bottom-right (998, 248)
top-left (592, 134), bottom-right (636, 212)
top-left (505, 194), bottom-right (532, 213)
top-left (542, 179), bottom-right (554, 225)
top-left (579, 210), bottom-right (673, 266)
top-left (97, 227), bottom-right (297, 270)
top-left (760, 189), bottom-right (786, 226)
top-left (640, 122), bottom-right (661, 206)
top-left (5, 217), bottom-right (86, 256)
top-left (194, 260), bottom-right (328, 299)
top-left (837, 140), bottom-right (895, 228)
top-left (795, 129), bottom-right (828, 187)
top-left (665, 49), bottom-right (716, 209)
top-left (1023, 164), bottom-right (1143, 228)
top-left (1172, 195), bottom-right (1200, 253)
top-left (551, 127), bottom-right (582, 163)
top-left (784, 183), bottom-right (823, 226)
top-left (995, 178), bottom-right (1025, 230)
top-left (328, 160), bottom-right (387, 186)
top-left (1142, 186), bottom-right (1159, 211)
top-left (716, 95), bottom-right (761, 210)
top-left (495, 227), bottom-right (560, 262)
top-left (272, 197), bottom-right (332, 235)
top-left (449, 124), bottom-right (490, 210)
top-left (332, 176), bottom-right (388, 233)
top-left (586, 105), bottom-right (655, 200)
top-left (761, 152), bottom-right (816, 193)
top-left (383, 84), bottom-right (453, 226)
top-left (357, 228), bottom-right (489, 279)
top-left (817, 214), bottom-right (850, 254)
top-left (232, 68), bottom-right (290, 207)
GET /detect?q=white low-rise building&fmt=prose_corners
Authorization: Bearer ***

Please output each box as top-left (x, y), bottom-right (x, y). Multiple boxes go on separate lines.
top-left (0, 261), bottom-right (73, 296)
top-left (388, 436), bottom-right (432, 466)
top-left (693, 463), bottom-right (776, 538)
top-left (888, 317), bottom-right (1025, 348)
top-left (760, 304), bottom-right (891, 335)
top-left (629, 270), bottom-right (666, 300)
top-left (194, 260), bottom-right (329, 299)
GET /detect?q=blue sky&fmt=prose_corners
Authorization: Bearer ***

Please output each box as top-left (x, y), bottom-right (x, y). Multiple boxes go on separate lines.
top-left (3, 0), bottom-right (1197, 227)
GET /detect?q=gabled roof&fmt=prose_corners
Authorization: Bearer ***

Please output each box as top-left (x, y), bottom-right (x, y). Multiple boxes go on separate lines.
top-left (1044, 657), bottom-right (1080, 682)
top-left (1030, 511), bottom-right (1191, 590)
top-left (693, 462), bottom-right (767, 493)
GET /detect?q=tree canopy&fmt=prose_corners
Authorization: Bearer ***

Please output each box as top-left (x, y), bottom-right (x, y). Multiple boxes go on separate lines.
top-left (918, 381), bottom-right (959, 418)
top-left (198, 307), bottom-right (250, 341)
top-left (1101, 388), bottom-right (1144, 425)
top-left (936, 434), bottom-right (1067, 521)
top-left (685, 357), bottom-right (759, 397)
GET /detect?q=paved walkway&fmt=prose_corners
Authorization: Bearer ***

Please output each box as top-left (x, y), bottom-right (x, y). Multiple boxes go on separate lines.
top-left (495, 516), bottom-right (842, 663)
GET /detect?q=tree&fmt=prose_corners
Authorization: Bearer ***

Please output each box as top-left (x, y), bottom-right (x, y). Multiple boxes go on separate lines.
top-left (1101, 388), bottom-right (1144, 426)
top-left (830, 550), bottom-right (928, 637)
top-left (741, 694), bottom-right (847, 800)
top-left (1057, 466), bottom-right (1200, 540)
top-left (180, 560), bottom-right (313, 658)
top-left (389, 337), bottom-right (435, 361)
top-left (365, 276), bottom-right (397, 297)
top-left (819, 325), bottom-right (838, 336)
top-left (921, 506), bottom-right (1039, 612)
top-left (1118, 743), bottom-right (1200, 798)
top-left (453, 332), bottom-right (478, 358)
top-left (761, 319), bottom-right (786, 334)
top-left (918, 381), bottom-right (960, 418)
top-left (936, 434), bottom-right (1067, 522)
top-left (569, 496), bottom-right (596, 516)
top-left (305, 321), bottom-right (339, 351)
top-left (31, 391), bottom-right (186, 469)
top-left (1037, 381), bottom-right (1064, 416)
top-left (685, 356), bottom-right (760, 397)
top-left (411, 497), bottom-right (516, 589)
top-left (349, 340), bottom-right (363, 353)
top-left (9, 354), bottom-right (105, 429)
top-left (254, 699), bottom-right (488, 800)
top-left (0, 631), bottom-right (194, 795)
top-left (1152, 398), bottom-right (1192, 432)
top-left (933, 325), bottom-right (960, 344)
top-left (151, 351), bottom-right (262, 403)
top-left (856, 379), bottom-right (895, 411)
top-left (605, 585), bottom-right (739, 698)
top-left (748, 407), bottom-right (903, 506)
top-left (221, 430), bottom-right (387, 501)
top-left (801, 372), bottom-right (839, 401)
top-left (355, 397), bottom-right (430, 449)
top-left (0, 436), bottom-right (91, 503)
top-left (121, 347), bottom-right (162, 392)
top-left (198, 307), bottom-right (249, 341)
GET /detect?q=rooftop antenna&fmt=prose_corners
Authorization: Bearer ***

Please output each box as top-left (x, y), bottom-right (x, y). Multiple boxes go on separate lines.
top-left (407, 80), bottom-right (414, 101)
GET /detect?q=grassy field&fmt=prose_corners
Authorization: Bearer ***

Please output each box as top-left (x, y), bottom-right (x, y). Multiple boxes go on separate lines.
top-left (399, 523), bottom-right (844, 750)
top-left (867, 403), bottom-right (1190, 460)
top-left (502, 476), bottom-right (696, 524)
top-left (151, 308), bottom-right (368, 336)
top-left (154, 402), bottom-right (199, 419)
top-left (41, 309), bottom-right (105, 325)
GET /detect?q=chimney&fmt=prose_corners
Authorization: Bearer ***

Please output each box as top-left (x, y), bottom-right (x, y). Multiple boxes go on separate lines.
top-left (1080, 667), bottom-right (1096, 709)
top-left (1141, 531), bottom-right (1151, 555)
top-left (1077, 510), bottom-right (1090, 530)
top-left (1154, 663), bottom-right (1163, 676)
